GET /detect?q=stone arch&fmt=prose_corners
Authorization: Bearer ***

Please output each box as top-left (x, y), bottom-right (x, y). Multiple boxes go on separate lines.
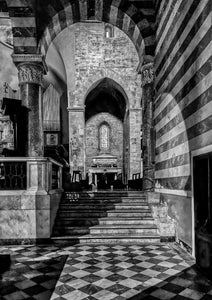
top-left (80, 70), bottom-right (137, 111)
top-left (38, 0), bottom-right (155, 60)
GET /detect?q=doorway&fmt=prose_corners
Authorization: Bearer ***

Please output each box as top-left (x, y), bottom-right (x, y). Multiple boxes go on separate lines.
top-left (193, 153), bottom-right (212, 274)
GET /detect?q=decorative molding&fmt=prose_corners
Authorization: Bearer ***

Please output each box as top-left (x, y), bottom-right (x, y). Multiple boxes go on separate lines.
top-left (12, 54), bottom-right (47, 71)
top-left (155, 188), bottom-right (192, 197)
top-left (67, 106), bottom-right (85, 112)
top-left (17, 63), bottom-right (44, 85)
top-left (141, 62), bottom-right (154, 86)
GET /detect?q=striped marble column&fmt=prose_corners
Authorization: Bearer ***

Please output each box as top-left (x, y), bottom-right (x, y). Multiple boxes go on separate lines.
top-left (141, 62), bottom-right (155, 191)
top-left (12, 54), bottom-right (47, 157)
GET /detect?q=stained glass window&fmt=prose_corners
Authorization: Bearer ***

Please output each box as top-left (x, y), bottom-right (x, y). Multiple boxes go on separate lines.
top-left (100, 124), bottom-right (109, 150)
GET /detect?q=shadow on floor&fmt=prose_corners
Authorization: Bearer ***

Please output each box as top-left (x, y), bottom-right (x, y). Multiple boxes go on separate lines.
top-left (0, 252), bottom-right (68, 300)
top-left (0, 254), bottom-right (11, 279)
top-left (129, 265), bottom-right (212, 300)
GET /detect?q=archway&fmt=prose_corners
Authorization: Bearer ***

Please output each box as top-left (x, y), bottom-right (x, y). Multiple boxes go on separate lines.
top-left (83, 77), bottom-right (141, 189)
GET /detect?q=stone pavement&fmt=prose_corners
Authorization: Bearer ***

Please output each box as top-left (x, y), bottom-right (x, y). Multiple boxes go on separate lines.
top-left (0, 243), bottom-right (211, 300)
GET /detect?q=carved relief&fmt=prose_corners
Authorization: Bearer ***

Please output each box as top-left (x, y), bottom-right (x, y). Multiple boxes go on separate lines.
top-left (18, 63), bottom-right (44, 85)
top-left (141, 62), bottom-right (154, 86)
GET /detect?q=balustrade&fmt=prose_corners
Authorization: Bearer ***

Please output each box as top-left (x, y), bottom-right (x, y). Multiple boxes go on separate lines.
top-left (0, 157), bottom-right (62, 191)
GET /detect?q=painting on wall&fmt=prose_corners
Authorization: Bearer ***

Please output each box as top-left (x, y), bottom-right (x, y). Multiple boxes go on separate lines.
top-left (45, 132), bottom-right (59, 146)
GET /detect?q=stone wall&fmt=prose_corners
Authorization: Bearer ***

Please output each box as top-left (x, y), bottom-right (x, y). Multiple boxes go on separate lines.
top-left (85, 113), bottom-right (123, 173)
top-left (0, 189), bottom-right (62, 242)
top-left (0, 15), bottom-right (18, 89)
top-left (73, 22), bottom-right (141, 108)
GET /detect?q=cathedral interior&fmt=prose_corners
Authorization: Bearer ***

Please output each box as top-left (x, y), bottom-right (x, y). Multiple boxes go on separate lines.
top-left (0, 0), bottom-right (211, 299)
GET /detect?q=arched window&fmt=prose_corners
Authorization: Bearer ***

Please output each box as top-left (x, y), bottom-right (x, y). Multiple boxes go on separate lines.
top-left (105, 25), bottom-right (114, 38)
top-left (99, 124), bottom-right (110, 151)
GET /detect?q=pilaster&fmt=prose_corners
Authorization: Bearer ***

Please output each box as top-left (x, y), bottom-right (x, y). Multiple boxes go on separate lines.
top-left (140, 61), bottom-right (155, 191)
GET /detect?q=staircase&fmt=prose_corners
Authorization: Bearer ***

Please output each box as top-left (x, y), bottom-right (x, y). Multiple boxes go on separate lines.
top-left (52, 191), bottom-right (160, 244)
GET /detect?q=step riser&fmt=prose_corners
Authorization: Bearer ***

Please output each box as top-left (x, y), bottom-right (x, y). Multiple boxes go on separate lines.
top-left (59, 205), bottom-right (115, 210)
top-left (60, 203), bottom-right (149, 211)
top-left (121, 199), bottom-right (147, 203)
top-left (58, 213), bottom-right (107, 218)
top-left (55, 220), bottom-right (99, 227)
top-left (79, 238), bottom-right (160, 244)
top-left (107, 212), bottom-right (152, 217)
top-left (64, 195), bottom-right (146, 199)
top-left (54, 229), bottom-right (89, 235)
top-left (61, 200), bottom-right (123, 204)
top-left (99, 220), bottom-right (155, 225)
top-left (114, 205), bottom-right (149, 210)
top-left (90, 229), bottom-right (158, 235)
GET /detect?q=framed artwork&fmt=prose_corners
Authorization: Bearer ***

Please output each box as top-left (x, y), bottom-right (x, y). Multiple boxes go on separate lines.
top-left (45, 132), bottom-right (59, 146)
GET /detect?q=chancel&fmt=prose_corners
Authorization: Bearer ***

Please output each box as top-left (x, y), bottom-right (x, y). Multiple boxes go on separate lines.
top-left (0, 0), bottom-right (211, 299)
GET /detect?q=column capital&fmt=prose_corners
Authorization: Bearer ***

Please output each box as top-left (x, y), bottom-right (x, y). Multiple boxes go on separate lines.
top-left (140, 62), bottom-right (154, 87)
top-left (12, 54), bottom-right (48, 85)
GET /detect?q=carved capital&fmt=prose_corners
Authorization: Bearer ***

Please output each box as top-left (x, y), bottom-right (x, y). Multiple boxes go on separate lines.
top-left (141, 62), bottom-right (154, 86)
top-left (17, 63), bottom-right (44, 85)
top-left (12, 54), bottom-right (47, 85)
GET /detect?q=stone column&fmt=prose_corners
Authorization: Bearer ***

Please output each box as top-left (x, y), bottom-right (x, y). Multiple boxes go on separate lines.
top-left (12, 54), bottom-right (47, 157)
top-left (68, 107), bottom-right (85, 177)
top-left (141, 62), bottom-right (155, 191)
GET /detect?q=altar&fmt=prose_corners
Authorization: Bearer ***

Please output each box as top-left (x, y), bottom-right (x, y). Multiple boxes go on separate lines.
top-left (88, 154), bottom-right (122, 189)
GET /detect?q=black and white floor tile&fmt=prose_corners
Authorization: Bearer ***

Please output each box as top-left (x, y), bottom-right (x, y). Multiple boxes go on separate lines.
top-left (0, 243), bottom-right (211, 299)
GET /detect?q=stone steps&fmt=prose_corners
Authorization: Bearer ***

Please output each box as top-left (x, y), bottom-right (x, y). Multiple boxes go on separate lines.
top-left (52, 191), bottom-right (160, 244)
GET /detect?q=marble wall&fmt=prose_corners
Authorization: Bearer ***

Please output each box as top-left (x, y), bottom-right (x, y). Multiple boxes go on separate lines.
top-left (0, 190), bottom-right (62, 242)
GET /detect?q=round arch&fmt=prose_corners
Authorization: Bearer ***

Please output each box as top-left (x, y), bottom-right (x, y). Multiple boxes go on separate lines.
top-left (38, 0), bottom-right (155, 61)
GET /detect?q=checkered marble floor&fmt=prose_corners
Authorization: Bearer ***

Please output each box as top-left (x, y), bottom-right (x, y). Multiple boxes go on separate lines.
top-left (0, 244), bottom-right (211, 300)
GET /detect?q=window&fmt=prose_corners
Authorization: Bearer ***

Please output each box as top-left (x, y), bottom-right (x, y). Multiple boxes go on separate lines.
top-left (99, 124), bottom-right (110, 151)
top-left (105, 25), bottom-right (114, 38)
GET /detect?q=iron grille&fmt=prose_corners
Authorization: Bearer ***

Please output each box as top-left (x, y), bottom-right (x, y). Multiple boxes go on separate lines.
top-left (0, 162), bottom-right (27, 190)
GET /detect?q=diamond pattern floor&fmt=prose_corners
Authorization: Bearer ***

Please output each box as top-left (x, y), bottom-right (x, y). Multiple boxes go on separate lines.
top-left (0, 243), bottom-right (211, 299)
